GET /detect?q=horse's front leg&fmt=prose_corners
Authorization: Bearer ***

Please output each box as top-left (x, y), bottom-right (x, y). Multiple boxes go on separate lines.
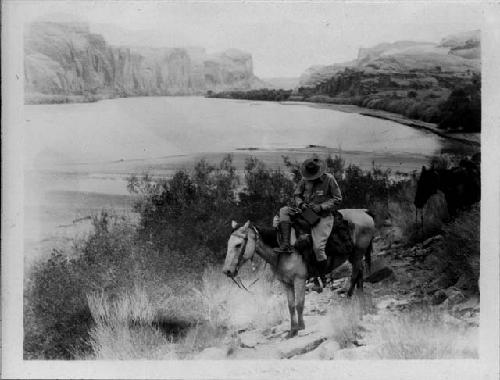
top-left (285, 284), bottom-right (298, 337)
top-left (294, 277), bottom-right (306, 331)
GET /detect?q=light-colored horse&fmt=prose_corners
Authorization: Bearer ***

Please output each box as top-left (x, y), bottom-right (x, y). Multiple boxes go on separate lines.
top-left (223, 209), bottom-right (376, 337)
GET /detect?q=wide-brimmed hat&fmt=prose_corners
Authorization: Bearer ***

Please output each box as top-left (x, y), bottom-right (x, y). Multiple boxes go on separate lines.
top-left (300, 157), bottom-right (326, 180)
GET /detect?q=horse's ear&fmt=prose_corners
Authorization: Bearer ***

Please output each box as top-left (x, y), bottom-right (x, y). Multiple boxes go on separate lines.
top-left (243, 220), bottom-right (250, 229)
top-left (422, 166), bottom-right (427, 172)
top-left (231, 220), bottom-right (239, 230)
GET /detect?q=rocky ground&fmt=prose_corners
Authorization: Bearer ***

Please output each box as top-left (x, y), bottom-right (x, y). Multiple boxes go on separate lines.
top-left (193, 230), bottom-right (479, 360)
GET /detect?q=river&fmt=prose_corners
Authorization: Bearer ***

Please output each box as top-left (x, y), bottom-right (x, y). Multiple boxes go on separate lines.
top-left (22, 96), bottom-right (475, 264)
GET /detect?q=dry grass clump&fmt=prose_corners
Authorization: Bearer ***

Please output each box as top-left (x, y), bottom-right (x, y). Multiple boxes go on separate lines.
top-left (196, 265), bottom-right (287, 331)
top-left (86, 285), bottom-right (178, 360)
top-left (327, 297), bottom-right (477, 360)
top-left (85, 265), bottom-right (286, 359)
top-left (373, 310), bottom-right (478, 359)
top-left (328, 295), bottom-right (374, 348)
top-left (87, 322), bottom-right (178, 360)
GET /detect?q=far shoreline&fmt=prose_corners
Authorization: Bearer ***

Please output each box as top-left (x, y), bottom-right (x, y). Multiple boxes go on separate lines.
top-left (281, 101), bottom-right (481, 148)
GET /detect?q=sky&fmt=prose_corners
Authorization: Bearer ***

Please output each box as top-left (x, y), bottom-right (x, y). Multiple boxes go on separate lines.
top-left (17, 1), bottom-right (483, 77)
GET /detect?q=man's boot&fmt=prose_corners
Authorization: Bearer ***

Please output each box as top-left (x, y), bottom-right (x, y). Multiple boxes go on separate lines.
top-left (311, 252), bottom-right (329, 292)
top-left (274, 221), bottom-right (292, 253)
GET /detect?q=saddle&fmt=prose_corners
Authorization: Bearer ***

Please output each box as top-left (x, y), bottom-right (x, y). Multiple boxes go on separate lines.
top-left (290, 210), bottom-right (355, 276)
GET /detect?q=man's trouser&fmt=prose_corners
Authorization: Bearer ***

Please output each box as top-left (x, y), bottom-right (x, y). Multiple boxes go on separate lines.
top-left (279, 206), bottom-right (333, 261)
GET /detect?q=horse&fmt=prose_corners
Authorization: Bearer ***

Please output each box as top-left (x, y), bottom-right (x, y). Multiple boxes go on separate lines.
top-left (222, 209), bottom-right (376, 338)
top-left (414, 157), bottom-right (480, 218)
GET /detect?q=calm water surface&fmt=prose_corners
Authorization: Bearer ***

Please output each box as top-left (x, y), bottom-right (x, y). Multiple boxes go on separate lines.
top-left (24, 96), bottom-right (449, 167)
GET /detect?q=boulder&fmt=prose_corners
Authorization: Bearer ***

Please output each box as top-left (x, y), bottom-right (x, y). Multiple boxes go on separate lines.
top-left (452, 297), bottom-right (480, 315)
top-left (195, 347), bottom-right (229, 359)
top-left (291, 340), bottom-right (341, 360)
top-left (330, 262), bottom-right (351, 280)
top-left (454, 273), bottom-right (478, 291)
top-left (431, 273), bottom-right (457, 289)
top-left (423, 253), bottom-right (444, 270)
top-left (318, 340), bottom-right (342, 359)
top-left (445, 288), bottom-right (465, 305)
top-left (365, 257), bottom-right (395, 283)
top-left (422, 234), bottom-right (444, 248)
top-left (239, 331), bottom-right (262, 348)
top-left (277, 332), bottom-right (327, 359)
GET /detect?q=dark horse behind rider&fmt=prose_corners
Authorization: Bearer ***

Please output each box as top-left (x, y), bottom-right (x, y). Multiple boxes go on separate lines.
top-left (415, 153), bottom-right (480, 218)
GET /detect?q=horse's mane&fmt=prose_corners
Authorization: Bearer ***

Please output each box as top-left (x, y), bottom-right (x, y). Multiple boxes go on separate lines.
top-left (254, 225), bottom-right (279, 248)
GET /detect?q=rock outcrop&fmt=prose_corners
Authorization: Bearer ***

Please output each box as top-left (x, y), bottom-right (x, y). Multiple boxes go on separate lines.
top-left (298, 31), bottom-right (480, 88)
top-left (24, 22), bottom-right (265, 102)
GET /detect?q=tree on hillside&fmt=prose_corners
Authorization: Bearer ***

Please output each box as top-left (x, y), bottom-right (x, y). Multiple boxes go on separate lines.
top-left (439, 75), bottom-right (481, 133)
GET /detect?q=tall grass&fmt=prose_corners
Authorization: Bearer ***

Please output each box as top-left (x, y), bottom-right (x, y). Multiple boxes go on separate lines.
top-left (328, 295), bottom-right (374, 348)
top-left (373, 310), bottom-right (478, 359)
top-left (326, 299), bottom-right (477, 359)
top-left (84, 264), bottom-right (287, 359)
top-left (86, 283), bottom-right (196, 359)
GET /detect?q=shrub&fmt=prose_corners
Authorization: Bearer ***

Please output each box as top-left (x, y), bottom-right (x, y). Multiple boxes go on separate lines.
top-left (442, 204), bottom-right (480, 291)
top-left (439, 78), bottom-right (481, 132)
top-left (24, 212), bottom-right (155, 359)
top-left (24, 250), bottom-right (94, 359)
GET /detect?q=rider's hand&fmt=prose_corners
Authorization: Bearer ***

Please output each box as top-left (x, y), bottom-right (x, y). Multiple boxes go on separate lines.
top-left (272, 215), bottom-right (279, 228)
top-left (300, 202), bottom-right (308, 210)
top-left (311, 204), bottom-right (322, 214)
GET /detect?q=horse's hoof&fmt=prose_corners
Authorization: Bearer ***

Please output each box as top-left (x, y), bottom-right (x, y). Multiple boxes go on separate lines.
top-left (298, 324), bottom-right (305, 331)
top-left (287, 329), bottom-right (298, 338)
top-left (347, 290), bottom-right (353, 298)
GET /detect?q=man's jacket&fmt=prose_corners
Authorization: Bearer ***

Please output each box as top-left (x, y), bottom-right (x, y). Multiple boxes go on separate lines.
top-left (294, 173), bottom-right (342, 216)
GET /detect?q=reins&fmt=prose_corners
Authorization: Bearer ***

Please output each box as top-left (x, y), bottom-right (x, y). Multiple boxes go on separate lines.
top-left (229, 225), bottom-right (262, 293)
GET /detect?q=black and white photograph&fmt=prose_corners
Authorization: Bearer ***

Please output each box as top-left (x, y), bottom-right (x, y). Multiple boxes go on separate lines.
top-left (2, 0), bottom-right (499, 378)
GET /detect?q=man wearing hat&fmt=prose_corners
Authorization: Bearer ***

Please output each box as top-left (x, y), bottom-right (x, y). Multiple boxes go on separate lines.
top-left (275, 157), bottom-right (342, 267)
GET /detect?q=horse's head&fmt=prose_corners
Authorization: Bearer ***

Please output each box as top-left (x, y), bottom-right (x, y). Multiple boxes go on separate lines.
top-left (414, 165), bottom-right (440, 209)
top-left (222, 220), bottom-right (257, 278)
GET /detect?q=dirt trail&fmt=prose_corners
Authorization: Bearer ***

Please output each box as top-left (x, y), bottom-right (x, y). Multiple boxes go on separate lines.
top-left (195, 232), bottom-right (480, 360)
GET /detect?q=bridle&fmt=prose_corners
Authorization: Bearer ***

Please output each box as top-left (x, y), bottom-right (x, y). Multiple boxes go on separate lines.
top-left (230, 224), bottom-right (261, 292)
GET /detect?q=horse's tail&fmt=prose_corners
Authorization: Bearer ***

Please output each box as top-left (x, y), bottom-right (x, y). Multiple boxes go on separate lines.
top-left (365, 238), bottom-right (373, 274)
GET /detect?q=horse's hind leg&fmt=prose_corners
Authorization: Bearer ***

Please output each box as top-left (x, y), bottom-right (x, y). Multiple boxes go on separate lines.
top-left (348, 254), bottom-right (364, 298)
top-left (285, 284), bottom-right (298, 337)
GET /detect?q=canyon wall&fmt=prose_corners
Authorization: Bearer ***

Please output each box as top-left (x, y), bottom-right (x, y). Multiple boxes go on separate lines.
top-left (24, 22), bottom-right (265, 102)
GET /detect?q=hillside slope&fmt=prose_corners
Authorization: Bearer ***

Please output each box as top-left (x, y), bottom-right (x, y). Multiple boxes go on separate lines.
top-left (299, 31), bottom-right (480, 87)
top-left (293, 31), bottom-right (480, 132)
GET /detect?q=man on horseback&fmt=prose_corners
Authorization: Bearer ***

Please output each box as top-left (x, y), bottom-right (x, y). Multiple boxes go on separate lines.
top-left (275, 157), bottom-right (342, 271)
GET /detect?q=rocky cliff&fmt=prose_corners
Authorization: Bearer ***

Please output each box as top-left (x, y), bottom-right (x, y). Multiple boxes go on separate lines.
top-left (299, 31), bottom-right (480, 88)
top-left (24, 22), bottom-right (265, 102)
